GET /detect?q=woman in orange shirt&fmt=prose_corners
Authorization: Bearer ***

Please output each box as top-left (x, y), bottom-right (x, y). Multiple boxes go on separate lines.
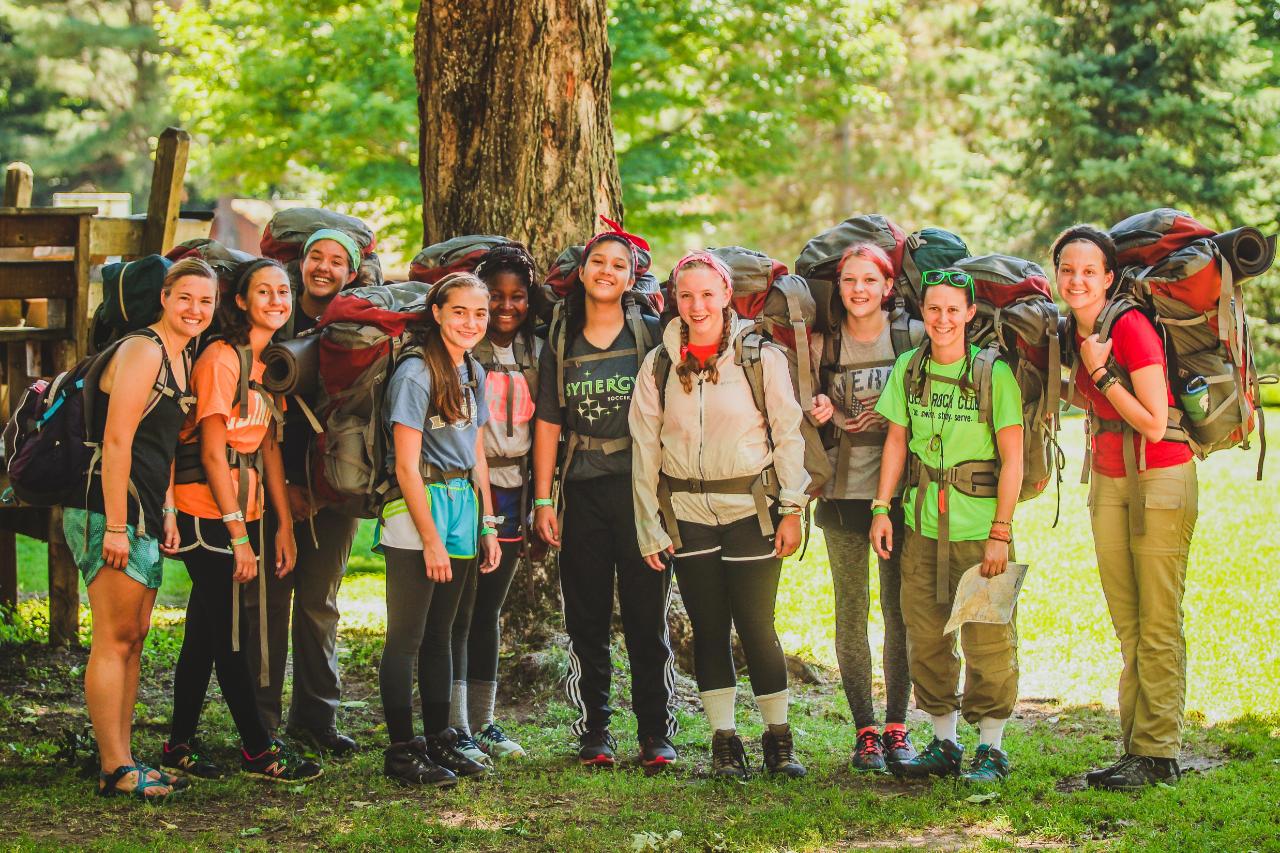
top-left (161, 259), bottom-right (320, 783)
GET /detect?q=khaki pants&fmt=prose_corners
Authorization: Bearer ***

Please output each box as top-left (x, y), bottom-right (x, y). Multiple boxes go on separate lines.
top-left (901, 532), bottom-right (1019, 723)
top-left (1089, 461), bottom-right (1198, 759)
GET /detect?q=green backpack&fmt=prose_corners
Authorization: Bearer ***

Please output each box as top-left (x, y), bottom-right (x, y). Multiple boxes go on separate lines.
top-left (899, 228), bottom-right (970, 313)
top-left (90, 255), bottom-right (173, 353)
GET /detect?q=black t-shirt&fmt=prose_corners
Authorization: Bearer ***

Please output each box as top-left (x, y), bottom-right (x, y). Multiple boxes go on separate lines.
top-left (535, 316), bottom-right (658, 481)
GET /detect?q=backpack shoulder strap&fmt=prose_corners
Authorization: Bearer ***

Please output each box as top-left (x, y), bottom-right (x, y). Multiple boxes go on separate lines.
top-left (901, 341), bottom-right (932, 444)
top-left (549, 301), bottom-right (568, 408)
top-left (970, 346), bottom-right (999, 428)
top-left (624, 300), bottom-right (652, 374)
top-left (653, 346), bottom-right (673, 412)
top-left (735, 332), bottom-right (769, 423)
top-left (889, 311), bottom-right (924, 356)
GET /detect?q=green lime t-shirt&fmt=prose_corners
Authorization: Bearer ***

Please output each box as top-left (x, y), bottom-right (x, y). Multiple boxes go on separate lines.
top-left (875, 346), bottom-right (1023, 540)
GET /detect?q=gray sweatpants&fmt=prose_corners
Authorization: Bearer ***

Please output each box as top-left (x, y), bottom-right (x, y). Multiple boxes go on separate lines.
top-left (243, 507), bottom-right (358, 733)
top-left (818, 499), bottom-right (911, 730)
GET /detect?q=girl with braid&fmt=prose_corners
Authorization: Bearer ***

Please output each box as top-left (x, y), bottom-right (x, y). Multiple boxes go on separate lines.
top-left (447, 244), bottom-right (542, 763)
top-left (630, 252), bottom-right (810, 779)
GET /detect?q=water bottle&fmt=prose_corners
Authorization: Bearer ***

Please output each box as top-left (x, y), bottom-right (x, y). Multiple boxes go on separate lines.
top-left (1179, 375), bottom-right (1210, 422)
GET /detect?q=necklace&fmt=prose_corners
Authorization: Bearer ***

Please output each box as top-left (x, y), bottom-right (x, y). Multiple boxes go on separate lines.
top-left (925, 358), bottom-right (961, 455)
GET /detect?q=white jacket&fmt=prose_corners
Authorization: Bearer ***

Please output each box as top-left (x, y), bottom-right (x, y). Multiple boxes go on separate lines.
top-left (629, 317), bottom-right (810, 556)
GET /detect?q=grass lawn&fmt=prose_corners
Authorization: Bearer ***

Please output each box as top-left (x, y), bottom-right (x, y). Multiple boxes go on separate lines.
top-left (2, 416), bottom-right (1278, 850)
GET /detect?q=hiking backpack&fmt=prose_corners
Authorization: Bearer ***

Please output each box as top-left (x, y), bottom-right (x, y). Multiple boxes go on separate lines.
top-left (260, 207), bottom-right (384, 299)
top-left (655, 245), bottom-right (834, 496)
top-left (1089, 208), bottom-right (1274, 479)
top-left (165, 238), bottom-right (256, 298)
top-left (899, 228), bottom-right (971, 312)
top-left (794, 214), bottom-right (907, 330)
top-left (538, 242), bottom-right (665, 325)
top-left (88, 255), bottom-right (173, 354)
top-left (410, 235), bottom-right (518, 283)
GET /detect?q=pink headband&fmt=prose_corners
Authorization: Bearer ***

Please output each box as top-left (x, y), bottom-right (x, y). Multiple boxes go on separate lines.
top-left (671, 251), bottom-right (733, 291)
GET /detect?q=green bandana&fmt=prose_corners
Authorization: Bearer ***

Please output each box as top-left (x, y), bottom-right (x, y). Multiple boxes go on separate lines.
top-left (302, 228), bottom-right (360, 273)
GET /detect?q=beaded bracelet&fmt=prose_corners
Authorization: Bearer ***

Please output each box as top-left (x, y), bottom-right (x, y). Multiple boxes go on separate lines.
top-left (105, 523), bottom-right (128, 534)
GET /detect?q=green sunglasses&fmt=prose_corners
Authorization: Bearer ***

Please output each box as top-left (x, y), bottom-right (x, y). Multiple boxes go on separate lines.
top-left (921, 269), bottom-right (974, 298)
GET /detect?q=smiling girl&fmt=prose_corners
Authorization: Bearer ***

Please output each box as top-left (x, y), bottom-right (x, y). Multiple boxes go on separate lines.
top-left (161, 258), bottom-right (321, 784)
top-left (377, 272), bottom-right (501, 788)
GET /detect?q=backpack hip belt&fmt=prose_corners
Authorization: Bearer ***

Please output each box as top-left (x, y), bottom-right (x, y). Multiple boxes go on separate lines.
top-left (656, 465), bottom-right (781, 549)
top-left (907, 457), bottom-right (999, 604)
top-left (383, 459), bottom-right (474, 504)
top-left (554, 433), bottom-right (632, 531)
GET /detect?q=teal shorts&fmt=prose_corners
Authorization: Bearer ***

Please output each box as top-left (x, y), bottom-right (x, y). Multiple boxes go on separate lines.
top-left (62, 507), bottom-right (164, 590)
top-left (375, 477), bottom-right (479, 558)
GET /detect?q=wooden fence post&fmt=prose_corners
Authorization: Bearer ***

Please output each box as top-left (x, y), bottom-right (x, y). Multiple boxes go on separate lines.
top-left (3, 162), bottom-right (34, 208)
top-left (140, 128), bottom-right (191, 255)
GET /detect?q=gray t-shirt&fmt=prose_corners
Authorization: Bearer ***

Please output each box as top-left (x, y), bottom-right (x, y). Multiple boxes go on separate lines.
top-left (384, 355), bottom-right (488, 475)
top-left (822, 324), bottom-right (896, 500)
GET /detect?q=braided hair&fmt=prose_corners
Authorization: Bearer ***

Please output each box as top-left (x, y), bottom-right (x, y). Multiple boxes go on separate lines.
top-left (475, 242), bottom-right (541, 342)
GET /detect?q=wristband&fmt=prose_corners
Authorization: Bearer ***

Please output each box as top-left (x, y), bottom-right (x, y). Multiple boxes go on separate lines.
top-left (221, 510), bottom-right (245, 523)
top-left (870, 498), bottom-right (892, 512)
top-left (162, 506), bottom-right (179, 516)
top-left (479, 526), bottom-right (497, 537)
top-left (533, 498), bottom-right (554, 508)
top-left (777, 506), bottom-right (803, 517)
top-left (482, 514), bottom-right (503, 526)
top-left (1097, 373), bottom-right (1119, 394)
top-left (1089, 364), bottom-right (1108, 380)
top-left (991, 520), bottom-right (1012, 528)
top-left (871, 506), bottom-right (890, 517)
top-left (231, 535), bottom-right (251, 546)
top-left (105, 523), bottom-right (128, 534)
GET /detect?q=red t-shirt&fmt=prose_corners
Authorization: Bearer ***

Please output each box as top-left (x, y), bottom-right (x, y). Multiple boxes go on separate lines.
top-left (684, 342), bottom-right (719, 368)
top-left (1074, 310), bottom-right (1192, 478)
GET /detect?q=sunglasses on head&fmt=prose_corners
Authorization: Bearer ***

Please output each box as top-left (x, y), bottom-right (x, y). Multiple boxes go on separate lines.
top-left (922, 269), bottom-right (974, 298)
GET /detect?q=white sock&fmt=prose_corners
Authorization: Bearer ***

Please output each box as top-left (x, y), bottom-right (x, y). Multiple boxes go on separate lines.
top-left (449, 680), bottom-right (470, 733)
top-left (701, 687), bottom-right (737, 732)
top-left (978, 716), bottom-right (1008, 750)
top-left (468, 679), bottom-right (498, 732)
top-left (931, 711), bottom-right (960, 744)
top-left (755, 689), bottom-right (790, 727)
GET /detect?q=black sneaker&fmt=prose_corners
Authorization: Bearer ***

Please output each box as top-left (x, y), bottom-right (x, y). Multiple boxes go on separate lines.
top-left (1085, 753), bottom-right (1136, 788)
top-left (711, 729), bottom-right (751, 779)
top-left (578, 729), bottom-right (618, 768)
top-left (160, 741), bottom-right (223, 780)
top-left (890, 736), bottom-right (964, 779)
top-left (384, 738), bottom-right (457, 788)
top-left (762, 723), bottom-right (806, 779)
top-left (960, 744), bottom-right (1010, 784)
top-left (1098, 755), bottom-right (1181, 791)
top-left (285, 725), bottom-right (358, 756)
top-left (639, 734), bottom-right (678, 770)
top-left (241, 739), bottom-right (323, 783)
top-left (424, 728), bottom-right (488, 778)
top-left (851, 729), bottom-right (886, 772)
top-left (882, 726), bottom-right (918, 765)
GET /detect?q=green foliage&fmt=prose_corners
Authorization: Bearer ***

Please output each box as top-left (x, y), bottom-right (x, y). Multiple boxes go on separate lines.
top-left (156, 0), bottom-right (420, 251)
top-left (0, 0), bottom-right (170, 204)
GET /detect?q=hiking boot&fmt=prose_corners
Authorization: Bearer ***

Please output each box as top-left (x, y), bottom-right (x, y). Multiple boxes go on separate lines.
top-left (241, 738), bottom-right (323, 783)
top-left (160, 741), bottom-right (223, 780)
top-left (889, 737), bottom-right (964, 779)
top-left (960, 744), bottom-right (1011, 784)
top-left (475, 723), bottom-right (526, 760)
top-left (882, 726), bottom-right (918, 766)
top-left (453, 732), bottom-right (493, 767)
top-left (711, 729), bottom-right (751, 779)
top-left (384, 738), bottom-right (457, 788)
top-left (1098, 755), bottom-right (1181, 791)
top-left (851, 728), bottom-right (886, 772)
top-left (639, 734), bottom-right (678, 770)
top-left (578, 729), bottom-right (618, 768)
top-left (424, 728), bottom-right (489, 778)
top-left (285, 725), bottom-right (357, 756)
top-left (761, 723), bottom-right (806, 779)
top-left (1085, 753), bottom-right (1136, 788)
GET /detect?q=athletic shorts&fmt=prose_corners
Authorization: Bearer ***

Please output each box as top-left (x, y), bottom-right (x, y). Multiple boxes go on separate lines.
top-left (674, 510), bottom-right (779, 563)
top-left (62, 507), bottom-right (164, 590)
top-left (375, 477), bottom-right (478, 558)
top-left (492, 485), bottom-right (525, 542)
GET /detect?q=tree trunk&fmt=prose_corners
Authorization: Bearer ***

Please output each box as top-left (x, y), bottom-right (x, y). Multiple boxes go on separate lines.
top-left (415, 0), bottom-right (622, 267)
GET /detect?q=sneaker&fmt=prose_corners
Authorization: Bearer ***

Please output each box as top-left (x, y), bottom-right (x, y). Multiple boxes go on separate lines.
top-left (1085, 753), bottom-right (1136, 788)
top-left (454, 732), bottom-right (493, 767)
top-left (285, 725), bottom-right (357, 756)
top-left (761, 723), bottom-right (806, 779)
top-left (578, 729), bottom-right (618, 767)
top-left (384, 738), bottom-right (457, 788)
top-left (639, 734), bottom-right (678, 769)
top-left (889, 736), bottom-right (964, 779)
top-left (961, 744), bottom-right (1011, 783)
top-left (241, 739), bottom-right (324, 783)
top-left (160, 741), bottom-right (223, 780)
top-left (475, 723), bottom-right (526, 760)
top-left (1098, 755), bottom-right (1181, 791)
top-left (851, 728), bottom-right (886, 772)
top-left (424, 728), bottom-right (488, 778)
top-left (882, 725), bottom-right (917, 765)
top-left (711, 729), bottom-right (751, 779)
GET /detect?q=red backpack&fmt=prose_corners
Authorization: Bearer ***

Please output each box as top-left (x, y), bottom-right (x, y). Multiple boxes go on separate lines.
top-left (410, 235), bottom-right (518, 283)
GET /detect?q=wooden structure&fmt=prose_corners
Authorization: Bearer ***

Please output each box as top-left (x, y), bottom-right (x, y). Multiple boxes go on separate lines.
top-left (0, 128), bottom-right (212, 645)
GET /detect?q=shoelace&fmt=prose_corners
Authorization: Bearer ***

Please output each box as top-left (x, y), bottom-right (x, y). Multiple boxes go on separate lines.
top-left (856, 730), bottom-right (883, 756)
top-left (882, 729), bottom-right (910, 752)
top-left (482, 725), bottom-right (509, 744)
top-left (712, 735), bottom-right (750, 776)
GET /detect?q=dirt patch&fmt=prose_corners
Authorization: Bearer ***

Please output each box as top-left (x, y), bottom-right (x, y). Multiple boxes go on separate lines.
top-left (837, 826), bottom-right (1072, 851)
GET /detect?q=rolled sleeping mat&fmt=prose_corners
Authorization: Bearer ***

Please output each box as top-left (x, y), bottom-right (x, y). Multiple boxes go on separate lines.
top-left (262, 334), bottom-right (320, 396)
top-left (1211, 227), bottom-right (1276, 281)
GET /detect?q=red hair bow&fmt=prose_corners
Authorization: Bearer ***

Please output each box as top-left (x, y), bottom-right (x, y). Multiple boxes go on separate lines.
top-left (593, 215), bottom-right (650, 252)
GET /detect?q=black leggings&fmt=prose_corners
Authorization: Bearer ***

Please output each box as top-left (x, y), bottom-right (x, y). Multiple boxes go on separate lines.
top-left (452, 539), bottom-right (522, 684)
top-left (379, 546), bottom-right (476, 743)
top-left (169, 514), bottom-right (273, 755)
top-left (674, 513), bottom-right (787, 697)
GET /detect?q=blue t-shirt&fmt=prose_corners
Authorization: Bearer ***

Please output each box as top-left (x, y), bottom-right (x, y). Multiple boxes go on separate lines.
top-left (384, 355), bottom-right (488, 474)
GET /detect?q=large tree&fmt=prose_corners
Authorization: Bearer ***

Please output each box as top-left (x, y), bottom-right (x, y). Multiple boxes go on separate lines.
top-left (415, 0), bottom-right (621, 263)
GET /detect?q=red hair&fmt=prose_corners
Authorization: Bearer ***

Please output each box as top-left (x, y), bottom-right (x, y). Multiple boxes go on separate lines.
top-left (837, 242), bottom-right (895, 282)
